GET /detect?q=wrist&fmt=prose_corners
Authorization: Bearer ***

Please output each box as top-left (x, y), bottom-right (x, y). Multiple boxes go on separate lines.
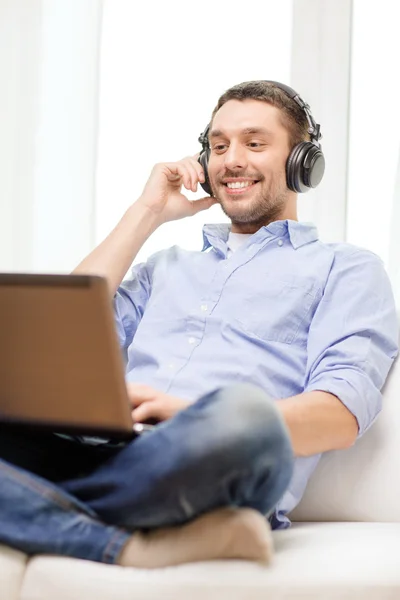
top-left (125, 200), bottom-right (163, 233)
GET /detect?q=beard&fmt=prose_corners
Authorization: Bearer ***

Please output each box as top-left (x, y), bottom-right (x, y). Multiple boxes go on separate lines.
top-left (210, 170), bottom-right (289, 230)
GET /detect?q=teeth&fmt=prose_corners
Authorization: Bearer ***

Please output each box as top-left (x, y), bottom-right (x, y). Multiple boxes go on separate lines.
top-left (226, 181), bottom-right (254, 189)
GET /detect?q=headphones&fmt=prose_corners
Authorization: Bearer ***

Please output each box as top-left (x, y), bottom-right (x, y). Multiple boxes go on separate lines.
top-left (198, 80), bottom-right (325, 195)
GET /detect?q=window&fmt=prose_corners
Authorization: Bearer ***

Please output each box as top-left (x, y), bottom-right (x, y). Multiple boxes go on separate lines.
top-left (95, 0), bottom-right (294, 264)
top-left (347, 0), bottom-right (400, 270)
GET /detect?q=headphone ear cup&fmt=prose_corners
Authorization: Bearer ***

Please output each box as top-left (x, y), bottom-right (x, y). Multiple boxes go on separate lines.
top-left (286, 143), bottom-right (308, 193)
top-left (302, 144), bottom-right (325, 190)
top-left (198, 149), bottom-right (213, 196)
top-left (286, 142), bottom-right (325, 193)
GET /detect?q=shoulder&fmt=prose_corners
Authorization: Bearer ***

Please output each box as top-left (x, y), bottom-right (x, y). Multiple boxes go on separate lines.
top-left (321, 242), bottom-right (387, 282)
top-left (300, 239), bottom-right (386, 292)
top-left (319, 241), bottom-right (394, 306)
top-left (324, 241), bottom-right (383, 265)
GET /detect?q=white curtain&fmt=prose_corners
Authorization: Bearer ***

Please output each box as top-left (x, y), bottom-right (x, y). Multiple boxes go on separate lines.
top-left (347, 0), bottom-right (400, 274)
top-left (95, 0), bottom-right (294, 265)
top-left (388, 147), bottom-right (400, 302)
top-left (4, 0), bottom-right (400, 306)
top-left (0, 0), bottom-right (103, 273)
top-left (0, 0), bottom-right (41, 271)
top-left (291, 0), bottom-right (352, 244)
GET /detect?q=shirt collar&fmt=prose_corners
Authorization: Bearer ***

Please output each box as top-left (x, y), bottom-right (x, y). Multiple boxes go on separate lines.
top-left (202, 220), bottom-right (319, 252)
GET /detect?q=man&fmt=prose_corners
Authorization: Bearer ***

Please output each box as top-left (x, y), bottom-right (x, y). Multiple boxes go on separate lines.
top-left (0, 81), bottom-right (398, 569)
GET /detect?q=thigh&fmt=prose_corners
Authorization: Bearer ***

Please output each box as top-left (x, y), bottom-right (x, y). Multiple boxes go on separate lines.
top-left (61, 384), bottom-right (293, 529)
top-left (0, 424), bottom-right (119, 483)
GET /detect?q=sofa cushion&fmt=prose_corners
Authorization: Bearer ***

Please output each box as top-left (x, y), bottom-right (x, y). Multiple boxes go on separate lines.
top-left (291, 350), bottom-right (400, 523)
top-left (0, 544), bottom-right (27, 600)
top-left (19, 522), bottom-right (400, 600)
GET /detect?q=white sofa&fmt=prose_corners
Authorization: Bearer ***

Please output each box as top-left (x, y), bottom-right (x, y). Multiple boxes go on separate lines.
top-left (2, 346), bottom-right (400, 599)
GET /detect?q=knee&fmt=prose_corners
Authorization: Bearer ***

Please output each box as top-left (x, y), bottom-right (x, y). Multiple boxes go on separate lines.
top-left (218, 383), bottom-right (279, 422)
top-left (212, 383), bottom-right (284, 428)
top-left (195, 383), bottom-right (293, 465)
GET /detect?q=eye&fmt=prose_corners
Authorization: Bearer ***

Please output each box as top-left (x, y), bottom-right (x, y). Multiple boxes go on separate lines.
top-left (212, 144), bottom-right (228, 153)
top-left (247, 142), bottom-right (265, 149)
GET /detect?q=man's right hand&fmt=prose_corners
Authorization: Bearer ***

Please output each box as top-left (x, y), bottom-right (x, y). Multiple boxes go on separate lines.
top-left (136, 155), bottom-right (218, 225)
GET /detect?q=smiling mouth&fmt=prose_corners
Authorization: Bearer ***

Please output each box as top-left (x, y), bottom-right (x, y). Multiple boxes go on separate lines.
top-left (223, 181), bottom-right (259, 194)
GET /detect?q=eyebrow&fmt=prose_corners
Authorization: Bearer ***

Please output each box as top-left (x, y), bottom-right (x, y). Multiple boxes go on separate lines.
top-left (209, 127), bottom-right (274, 139)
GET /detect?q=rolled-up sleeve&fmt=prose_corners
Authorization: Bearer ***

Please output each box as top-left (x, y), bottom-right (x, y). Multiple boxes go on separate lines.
top-left (304, 248), bottom-right (399, 437)
top-left (113, 259), bottom-right (154, 350)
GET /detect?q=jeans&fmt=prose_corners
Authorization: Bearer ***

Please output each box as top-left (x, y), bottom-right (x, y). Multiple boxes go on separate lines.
top-left (0, 383), bottom-right (294, 564)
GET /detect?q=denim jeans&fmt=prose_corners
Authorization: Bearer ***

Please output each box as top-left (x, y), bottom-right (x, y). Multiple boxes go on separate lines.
top-left (0, 383), bottom-right (294, 564)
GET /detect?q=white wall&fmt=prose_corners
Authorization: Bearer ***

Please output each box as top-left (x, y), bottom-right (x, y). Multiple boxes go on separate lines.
top-left (0, 0), bottom-right (103, 273)
top-left (32, 0), bottom-right (103, 273)
top-left (291, 0), bottom-right (352, 244)
top-left (347, 0), bottom-right (400, 267)
top-left (5, 0), bottom-right (399, 286)
top-left (0, 0), bottom-right (41, 271)
top-left (95, 0), bottom-right (293, 265)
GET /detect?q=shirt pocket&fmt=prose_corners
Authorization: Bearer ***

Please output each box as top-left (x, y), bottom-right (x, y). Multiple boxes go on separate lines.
top-left (235, 275), bottom-right (318, 345)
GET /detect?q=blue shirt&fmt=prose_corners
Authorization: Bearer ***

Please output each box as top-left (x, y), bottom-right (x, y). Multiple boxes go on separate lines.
top-left (114, 219), bottom-right (399, 528)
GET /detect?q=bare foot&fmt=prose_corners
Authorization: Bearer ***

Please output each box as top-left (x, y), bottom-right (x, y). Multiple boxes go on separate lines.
top-left (118, 507), bottom-right (273, 569)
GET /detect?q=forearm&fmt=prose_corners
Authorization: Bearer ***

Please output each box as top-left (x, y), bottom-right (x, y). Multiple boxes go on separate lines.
top-left (277, 391), bottom-right (359, 457)
top-left (73, 202), bottom-right (160, 298)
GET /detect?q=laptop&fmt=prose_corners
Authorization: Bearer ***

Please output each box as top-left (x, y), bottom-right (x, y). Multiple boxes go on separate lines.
top-left (0, 273), bottom-right (144, 440)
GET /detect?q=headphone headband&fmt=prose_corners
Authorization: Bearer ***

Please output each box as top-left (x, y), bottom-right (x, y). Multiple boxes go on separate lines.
top-left (264, 80), bottom-right (322, 146)
top-left (198, 81), bottom-right (322, 149)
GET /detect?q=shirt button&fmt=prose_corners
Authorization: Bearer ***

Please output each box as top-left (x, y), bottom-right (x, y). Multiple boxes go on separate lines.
top-left (188, 337), bottom-right (196, 345)
top-left (200, 304), bottom-right (208, 312)
top-left (277, 239), bottom-right (283, 247)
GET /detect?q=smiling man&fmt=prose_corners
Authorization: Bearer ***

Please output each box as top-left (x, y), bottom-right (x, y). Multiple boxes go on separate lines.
top-left (0, 81), bottom-right (398, 569)
top-left (209, 104), bottom-right (291, 228)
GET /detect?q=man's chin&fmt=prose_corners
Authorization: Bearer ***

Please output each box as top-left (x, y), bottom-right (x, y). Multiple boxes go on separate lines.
top-left (219, 198), bottom-right (255, 221)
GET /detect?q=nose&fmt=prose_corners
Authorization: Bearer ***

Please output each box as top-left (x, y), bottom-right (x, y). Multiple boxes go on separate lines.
top-left (223, 142), bottom-right (248, 172)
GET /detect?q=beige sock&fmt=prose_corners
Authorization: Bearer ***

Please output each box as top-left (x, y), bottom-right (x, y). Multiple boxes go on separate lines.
top-left (118, 507), bottom-right (274, 569)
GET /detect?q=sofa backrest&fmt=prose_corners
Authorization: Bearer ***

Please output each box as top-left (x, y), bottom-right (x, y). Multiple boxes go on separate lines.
top-left (290, 327), bottom-right (400, 523)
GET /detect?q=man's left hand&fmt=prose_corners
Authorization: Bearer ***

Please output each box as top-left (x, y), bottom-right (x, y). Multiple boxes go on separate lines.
top-left (127, 383), bottom-right (190, 423)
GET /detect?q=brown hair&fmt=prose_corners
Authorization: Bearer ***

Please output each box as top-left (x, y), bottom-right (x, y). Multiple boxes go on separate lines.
top-left (210, 80), bottom-right (310, 150)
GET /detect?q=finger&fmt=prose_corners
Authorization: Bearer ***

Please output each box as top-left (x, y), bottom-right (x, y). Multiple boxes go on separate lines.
top-left (126, 383), bottom-right (156, 407)
top-left (187, 156), bottom-right (205, 183)
top-left (185, 163), bottom-right (200, 192)
top-left (173, 164), bottom-right (195, 192)
top-left (165, 162), bottom-right (202, 192)
top-left (126, 383), bottom-right (155, 398)
top-left (132, 400), bottom-right (161, 423)
top-left (179, 159), bottom-right (199, 192)
top-left (163, 163), bottom-right (190, 191)
top-left (190, 196), bottom-right (218, 215)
